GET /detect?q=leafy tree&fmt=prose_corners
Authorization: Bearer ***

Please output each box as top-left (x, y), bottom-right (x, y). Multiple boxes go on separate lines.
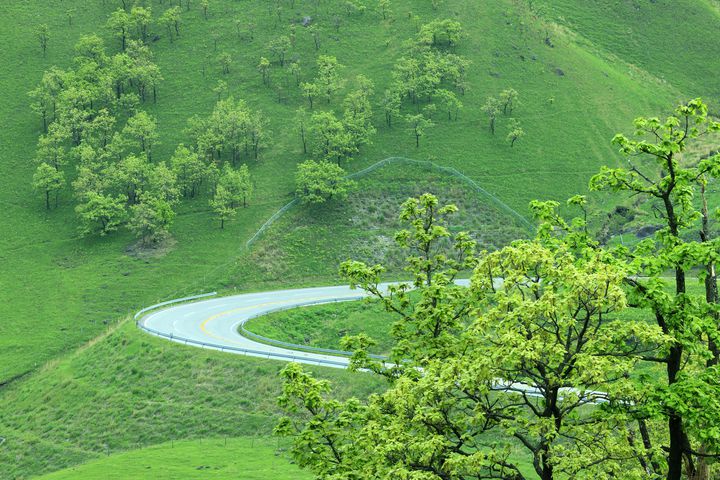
top-left (417, 18), bottom-right (462, 47)
top-left (300, 82), bottom-right (318, 109)
top-left (589, 98), bottom-right (720, 480)
top-left (316, 55), bottom-right (344, 104)
top-left (268, 35), bottom-right (291, 67)
top-left (506, 117), bottom-right (524, 147)
top-left (257, 57), bottom-right (271, 85)
top-left (209, 184), bottom-right (235, 229)
top-left (435, 88), bottom-right (462, 120)
top-left (308, 111), bottom-right (356, 164)
top-left (35, 122), bottom-right (70, 171)
top-left (500, 87), bottom-right (519, 114)
top-left (75, 191), bottom-right (127, 236)
top-left (289, 61), bottom-right (301, 86)
top-left (295, 159), bottom-right (352, 204)
top-left (378, 0), bottom-right (391, 19)
top-left (218, 164), bottom-right (252, 208)
top-left (33, 163), bottom-right (65, 209)
top-left (277, 194), bottom-right (667, 479)
top-left (160, 6), bottom-right (182, 43)
top-left (482, 96), bottom-right (501, 134)
top-left (200, 0), bottom-right (209, 19)
top-left (129, 6), bottom-right (152, 43)
top-left (405, 113), bottom-right (433, 147)
top-left (171, 144), bottom-right (207, 198)
top-left (107, 9), bottom-right (132, 50)
top-left (381, 89), bottom-right (401, 127)
top-left (36, 24), bottom-right (49, 56)
top-left (213, 79), bottom-right (227, 100)
top-left (122, 111), bottom-right (159, 160)
top-left (218, 52), bottom-right (232, 74)
top-left (296, 107), bottom-right (309, 154)
top-left (127, 193), bottom-right (175, 245)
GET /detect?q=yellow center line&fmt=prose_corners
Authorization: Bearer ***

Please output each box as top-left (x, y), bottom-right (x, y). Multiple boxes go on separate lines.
top-left (197, 294), bottom-right (350, 347)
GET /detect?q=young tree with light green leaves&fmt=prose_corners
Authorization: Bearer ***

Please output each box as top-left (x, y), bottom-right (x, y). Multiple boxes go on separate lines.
top-left (500, 87), bottom-right (519, 115)
top-left (308, 111), bottom-right (357, 164)
top-left (267, 35), bottom-right (291, 67)
top-left (75, 191), bottom-right (127, 236)
top-left (295, 159), bottom-right (353, 205)
top-left (127, 193), bottom-right (175, 245)
top-left (315, 55), bottom-right (344, 104)
top-left (405, 113), bottom-right (433, 147)
top-left (171, 144), bottom-right (207, 198)
top-left (107, 9), bottom-right (132, 50)
top-left (33, 163), bottom-right (65, 210)
top-left (210, 184), bottom-right (235, 229)
top-left (36, 24), bottom-right (49, 56)
top-left (482, 96), bottom-right (501, 134)
top-left (506, 117), bottom-right (524, 147)
top-left (589, 98), bottom-right (720, 480)
top-left (276, 193), bottom-right (669, 480)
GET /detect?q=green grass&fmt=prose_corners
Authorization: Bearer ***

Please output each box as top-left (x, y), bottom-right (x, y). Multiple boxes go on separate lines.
top-left (1, 0), bottom-right (717, 477)
top-left (0, 319), bottom-right (386, 479)
top-left (245, 298), bottom-right (395, 355)
top-left (36, 437), bottom-right (311, 480)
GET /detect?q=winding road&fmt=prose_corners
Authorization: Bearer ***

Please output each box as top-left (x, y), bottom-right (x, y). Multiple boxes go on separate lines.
top-left (137, 284), bottom-right (395, 368)
top-left (137, 280), bottom-right (608, 402)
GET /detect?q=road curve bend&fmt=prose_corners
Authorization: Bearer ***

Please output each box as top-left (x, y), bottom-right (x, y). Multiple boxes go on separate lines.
top-left (138, 284), bottom-right (385, 368)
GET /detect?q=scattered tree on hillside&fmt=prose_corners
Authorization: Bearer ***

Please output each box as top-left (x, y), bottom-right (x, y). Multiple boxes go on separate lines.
top-left (289, 61), bottom-right (301, 86)
top-left (381, 89), bottom-right (401, 127)
top-left (218, 52), bottom-right (232, 74)
top-left (405, 113), bottom-right (433, 147)
top-left (506, 118), bottom-right (524, 147)
top-left (75, 191), bottom-right (127, 236)
top-left (160, 6), bottom-right (182, 43)
top-left (200, 0), bottom-right (209, 19)
top-left (171, 144), bottom-right (207, 198)
top-left (300, 82), bottom-right (318, 109)
top-left (378, 0), bottom-right (391, 19)
top-left (130, 6), bottom-right (152, 43)
top-left (482, 96), bottom-right (501, 134)
top-left (36, 24), bottom-right (49, 56)
top-left (127, 193), bottom-right (175, 245)
top-left (213, 79), bottom-right (227, 100)
top-left (308, 111), bottom-right (356, 164)
top-left (435, 88), bottom-right (462, 120)
top-left (33, 163), bottom-right (65, 210)
top-left (210, 184), bottom-right (235, 229)
top-left (123, 111), bottom-right (159, 160)
top-left (107, 9), bottom-right (132, 50)
top-left (500, 87), bottom-right (519, 114)
top-left (295, 159), bottom-right (352, 205)
top-left (218, 164), bottom-right (252, 208)
top-left (316, 55), bottom-right (344, 104)
top-left (296, 107), bottom-right (308, 154)
top-left (257, 57), bottom-right (271, 85)
top-left (268, 35), bottom-right (291, 67)
top-left (417, 18), bottom-right (462, 47)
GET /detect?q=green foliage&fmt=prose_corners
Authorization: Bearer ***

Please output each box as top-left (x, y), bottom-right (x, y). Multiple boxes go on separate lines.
top-left (75, 191), bottom-right (127, 236)
top-left (127, 194), bottom-right (175, 245)
top-left (295, 159), bottom-right (352, 205)
top-left (210, 184), bottom-right (236, 229)
top-left (32, 162), bottom-right (66, 210)
top-left (506, 117), bottom-right (524, 147)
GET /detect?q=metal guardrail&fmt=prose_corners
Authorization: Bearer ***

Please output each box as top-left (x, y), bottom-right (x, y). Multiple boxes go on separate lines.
top-left (239, 296), bottom-right (388, 361)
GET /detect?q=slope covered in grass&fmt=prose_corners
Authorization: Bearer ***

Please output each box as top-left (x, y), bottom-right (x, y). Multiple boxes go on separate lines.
top-left (36, 437), bottom-right (310, 480)
top-left (0, 0), bottom-right (683, 383)
top-left (0, 320), bottom-right (385, 479)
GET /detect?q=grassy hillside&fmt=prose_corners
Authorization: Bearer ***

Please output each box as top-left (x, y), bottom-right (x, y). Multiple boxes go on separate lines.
top-left (0, 0), bottom-right (680, 384)
top-left (0, 319), bottom-right (385, 478)
top-left (0, 0), bottom-right (715, 477)
top-left (36, 437), bottom-right (310, 480)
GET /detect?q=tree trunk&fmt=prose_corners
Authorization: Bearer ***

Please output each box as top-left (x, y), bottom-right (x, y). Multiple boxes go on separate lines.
top-left (45, 190), bottom-right (50, 210)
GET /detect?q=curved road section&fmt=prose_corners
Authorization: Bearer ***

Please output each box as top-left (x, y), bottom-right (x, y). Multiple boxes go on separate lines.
top-left (138, 285), bottom-right (383, 369)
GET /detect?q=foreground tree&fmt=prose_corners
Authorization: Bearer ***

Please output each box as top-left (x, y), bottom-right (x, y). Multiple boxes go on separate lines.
top-left (75, 191), bottom-right (127, 236)
top-left (482, 96), bottom-right (501, 134)
top-left (209, 184), bottom-right (235, 229)
top-left (590, 98), bottom-right (720, 480)
top-left (506, 118), bottom-right (524, 147)
top-left (295, 159), bottom-right (352, 205)
top-left (278, 193), bottom-right (667, 479)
